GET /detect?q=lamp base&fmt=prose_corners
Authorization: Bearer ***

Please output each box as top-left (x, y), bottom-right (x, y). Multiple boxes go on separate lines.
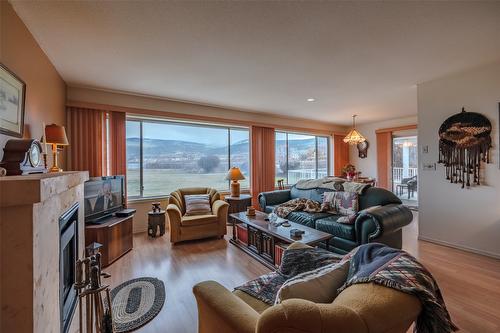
top-left (230, 181), bottom-right (240, 197)
top-left (49, 166), bottom-right (63, 173)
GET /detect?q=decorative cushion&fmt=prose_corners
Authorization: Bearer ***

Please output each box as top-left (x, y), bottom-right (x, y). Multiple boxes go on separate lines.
top-left (321, 191), bottom-right (338, 213)
top-left (184, 194), bottom-right (211, 216)
top-left (337, 215), bottom-right (357, 224)
top-left (181, 214), bottom-right (218, 226)
top-left (275, 260), bottom-right (350, 304)
top-left (336, 204), bottom-right (382, 224)
top-left (334, 191), bottom-right (359, 216)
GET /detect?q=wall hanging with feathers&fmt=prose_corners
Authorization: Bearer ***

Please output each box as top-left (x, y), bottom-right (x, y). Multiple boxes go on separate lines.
top-left (438, 107), bottom-right (492, 188)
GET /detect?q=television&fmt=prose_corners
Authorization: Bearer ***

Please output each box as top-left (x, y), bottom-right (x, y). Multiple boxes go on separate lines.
top-left (84, 175), bottom-right (125, 223)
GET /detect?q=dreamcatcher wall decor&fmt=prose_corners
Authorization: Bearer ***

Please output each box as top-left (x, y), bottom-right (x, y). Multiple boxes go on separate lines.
top-left (438, 107), bottom-right (492, 188)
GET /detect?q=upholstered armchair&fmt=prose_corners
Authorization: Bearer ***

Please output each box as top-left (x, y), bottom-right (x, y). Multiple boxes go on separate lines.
top-left (167, 187), bottom-right (229, 244)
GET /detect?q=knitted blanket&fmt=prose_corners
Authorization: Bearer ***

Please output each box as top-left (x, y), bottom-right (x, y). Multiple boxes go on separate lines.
top-left (273, 198), bottom-right (323, 219)
top-left (234, 247), bottom-right (341, 304)
top-left (339, 243), bottom-right (458, 333)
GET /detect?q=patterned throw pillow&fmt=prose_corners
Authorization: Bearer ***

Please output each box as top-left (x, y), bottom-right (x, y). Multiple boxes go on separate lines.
top-left (184, 194), bottom-right (212, 216)
top-left (336, 204), bottom-right (382, 224)
top-left (321, 191), bottom-right (337, 213)
top-left (275, 260), bottom-right (350, 304)
top-left (334, 191), bottom-right (359, 216)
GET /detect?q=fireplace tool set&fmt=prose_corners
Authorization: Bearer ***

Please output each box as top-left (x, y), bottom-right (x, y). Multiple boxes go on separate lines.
top-left (75, 250), bottom-right (114, 333)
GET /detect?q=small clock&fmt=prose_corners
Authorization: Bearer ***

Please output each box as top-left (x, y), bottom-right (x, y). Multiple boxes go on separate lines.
top-left (0, 139), bottom-right (47, 175)
top-left (357, 140), bottom-right (369, 159)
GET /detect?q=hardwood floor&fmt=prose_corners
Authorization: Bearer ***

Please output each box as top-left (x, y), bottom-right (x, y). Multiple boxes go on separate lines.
top-left (105, 212), bottom-right (500, 333)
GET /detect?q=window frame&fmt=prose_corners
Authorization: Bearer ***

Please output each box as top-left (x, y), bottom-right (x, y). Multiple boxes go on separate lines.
top-left (275, 130), bottom-right (331, 185)
top-left (126, 116), bottom-right (250, 199)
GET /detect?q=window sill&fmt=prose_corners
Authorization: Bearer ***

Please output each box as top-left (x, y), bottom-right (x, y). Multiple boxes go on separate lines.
top-left (127, 195), bottom-right (170, 204)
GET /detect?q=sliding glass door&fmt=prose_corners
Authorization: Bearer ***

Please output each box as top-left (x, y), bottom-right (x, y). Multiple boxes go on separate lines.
top-left (392, 135), bottom-right (418, 207)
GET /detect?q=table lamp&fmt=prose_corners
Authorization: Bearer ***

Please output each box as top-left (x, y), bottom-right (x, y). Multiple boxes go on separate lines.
top-left (44, 123), bottom-right (69, 172)
top-left (226, 167), bottom-right (245, 197)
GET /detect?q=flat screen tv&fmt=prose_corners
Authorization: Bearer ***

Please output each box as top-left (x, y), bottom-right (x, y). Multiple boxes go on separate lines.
top-left (84, 175), bottom-right (125, 223)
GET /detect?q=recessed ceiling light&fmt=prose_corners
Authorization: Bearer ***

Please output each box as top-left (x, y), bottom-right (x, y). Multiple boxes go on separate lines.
top-left (307, 98), bottom-right (316, 102)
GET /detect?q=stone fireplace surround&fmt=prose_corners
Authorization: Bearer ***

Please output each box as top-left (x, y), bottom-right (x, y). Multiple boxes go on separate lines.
top-left (0, 171), bottom-right (89, 333)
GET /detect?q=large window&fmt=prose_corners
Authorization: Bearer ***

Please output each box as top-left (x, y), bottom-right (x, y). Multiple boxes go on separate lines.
top-left (126, 118), bottom-right (250, 198)
top-left (275, 131), bottom-right (330, 185)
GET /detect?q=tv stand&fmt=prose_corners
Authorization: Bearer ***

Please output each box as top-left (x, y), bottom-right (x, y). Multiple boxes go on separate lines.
top-left (85, 214), bottom-right (134, 267)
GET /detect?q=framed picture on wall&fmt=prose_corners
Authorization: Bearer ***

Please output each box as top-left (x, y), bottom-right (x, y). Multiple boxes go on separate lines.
top-left (0, 63), bottom-right (26, 138)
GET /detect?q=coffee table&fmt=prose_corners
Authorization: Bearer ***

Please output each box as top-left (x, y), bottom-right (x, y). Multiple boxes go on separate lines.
top-left (229, 211), bottom-right (333, 269)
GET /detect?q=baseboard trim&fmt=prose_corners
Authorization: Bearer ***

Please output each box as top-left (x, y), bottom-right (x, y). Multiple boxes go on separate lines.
top-left (418, 236), bottom-right (500, 259)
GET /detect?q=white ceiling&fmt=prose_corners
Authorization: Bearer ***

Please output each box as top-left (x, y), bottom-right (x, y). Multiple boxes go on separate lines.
top-left (11, 1), bottom-right (500, 125)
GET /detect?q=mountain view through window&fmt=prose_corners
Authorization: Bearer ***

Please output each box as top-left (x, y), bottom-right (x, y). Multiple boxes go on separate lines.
top-left (126, 119), bottom-right (250, 198)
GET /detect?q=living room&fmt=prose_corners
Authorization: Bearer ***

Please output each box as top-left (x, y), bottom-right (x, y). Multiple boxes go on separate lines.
top-left (0, 1), bottom-right (499, 333)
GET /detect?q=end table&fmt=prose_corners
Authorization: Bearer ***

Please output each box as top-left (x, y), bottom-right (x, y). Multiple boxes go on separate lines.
top-left (148, 209), bottom-right (166, 237)
top-left (224, 194), bottom-right (252, 225)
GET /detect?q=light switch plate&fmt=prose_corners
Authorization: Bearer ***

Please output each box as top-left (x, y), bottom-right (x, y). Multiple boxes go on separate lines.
top-left (423, 163), bottom-right (436, 170)
top-left (422, 145), bottom-right (429, 154)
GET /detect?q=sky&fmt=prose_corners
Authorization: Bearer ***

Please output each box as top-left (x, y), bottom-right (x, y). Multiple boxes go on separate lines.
top-left (126, 120), bottom-right (248, 147)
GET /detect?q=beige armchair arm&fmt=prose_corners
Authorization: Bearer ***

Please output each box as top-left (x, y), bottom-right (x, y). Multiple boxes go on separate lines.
top-left (257, 299), bottom-right (366, 333)
top-left (166, 203), bottom-right (182, 243)
top-left (212, 199), bottom-right (229, 236)
top-left (193, 281), bottom-right (259, 333)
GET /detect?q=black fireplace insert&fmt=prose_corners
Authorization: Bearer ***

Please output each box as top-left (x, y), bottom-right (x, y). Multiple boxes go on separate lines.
top-left (59, 202), bottom-right (79, 333)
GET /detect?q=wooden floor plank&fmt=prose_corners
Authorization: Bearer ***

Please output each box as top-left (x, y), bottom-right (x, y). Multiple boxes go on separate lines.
top-left (104, 212), bottom-right (500, 333)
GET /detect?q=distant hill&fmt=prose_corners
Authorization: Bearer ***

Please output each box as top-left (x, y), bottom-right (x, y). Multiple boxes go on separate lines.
top-left (127, 137), bottom-right (317, 160)
top-left (127, 138), bottom-right (250, 159)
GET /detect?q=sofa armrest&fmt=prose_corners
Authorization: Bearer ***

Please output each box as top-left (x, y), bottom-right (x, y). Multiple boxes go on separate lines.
top-left (193, 281), bottom-right (259, 333)
top-left (258, 190), bottom-right (291, 211)
top-left (355, 204), bottom-right (413, 244)
top-left (167, 204), bottom-right (182, 243)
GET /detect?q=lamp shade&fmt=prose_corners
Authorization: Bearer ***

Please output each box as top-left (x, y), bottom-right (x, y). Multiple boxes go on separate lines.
top-left (45, 124), bottom-right (69, 145)
top-left (343, 128), bottom-right (366, 145)
top-left (225, 167), bottom-right (245, 181)
top-left (343, 115), bottom-right (366, 145)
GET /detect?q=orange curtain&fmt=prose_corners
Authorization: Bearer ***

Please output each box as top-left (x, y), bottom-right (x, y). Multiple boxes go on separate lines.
top-left (333, 134), bottom-right (350, 176)
top-left (108, 111), bottom-right (127, 176)
top-left (376, 131), bottom-right (392, 189)
top-left (251, 126), bottom-right (275, 207)
top-left (67, 107), bottom-right (106, 177)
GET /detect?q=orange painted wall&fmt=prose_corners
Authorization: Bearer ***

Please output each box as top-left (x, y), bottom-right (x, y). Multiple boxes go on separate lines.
top-left (0, 2), bottom-right (66, 166)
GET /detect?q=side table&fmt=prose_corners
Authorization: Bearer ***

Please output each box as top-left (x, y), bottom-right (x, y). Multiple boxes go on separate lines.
top-left (148, 209), bottom-right (166, 237)
top-left (224, 194), bottom-right (252, 225)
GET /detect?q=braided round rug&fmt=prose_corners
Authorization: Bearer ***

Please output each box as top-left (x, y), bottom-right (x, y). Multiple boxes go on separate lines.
top-left (110, 277), bottom-right (165, 332)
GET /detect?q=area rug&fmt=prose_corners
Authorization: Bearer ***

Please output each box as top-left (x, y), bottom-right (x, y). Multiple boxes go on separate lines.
top-left (110, 277), bottom-right (165, 332)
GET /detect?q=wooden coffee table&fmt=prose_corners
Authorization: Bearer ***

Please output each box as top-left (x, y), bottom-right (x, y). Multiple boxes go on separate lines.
top-left (229, 211), bottom-right (333, 269)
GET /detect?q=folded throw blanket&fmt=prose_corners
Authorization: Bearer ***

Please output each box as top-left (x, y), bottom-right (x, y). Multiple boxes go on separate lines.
top-left (339, 243), bottom-right (458, 333)
top-left (273, 198), bottom-right (323, 219)
top-left (234, 247), bottom-right (342, 304)
top-left (295, 177), bottom-right (345, 190)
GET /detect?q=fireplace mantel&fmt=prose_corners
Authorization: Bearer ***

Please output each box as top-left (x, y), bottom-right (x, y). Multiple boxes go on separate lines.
top-left (0, 171), bottom-right (89, 333)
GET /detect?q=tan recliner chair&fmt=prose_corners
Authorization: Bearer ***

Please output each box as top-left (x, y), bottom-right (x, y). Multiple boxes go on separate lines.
top-left (193, 243), bottom-right (422, 333)
top-left (167, 187), bottom-right (229, 244)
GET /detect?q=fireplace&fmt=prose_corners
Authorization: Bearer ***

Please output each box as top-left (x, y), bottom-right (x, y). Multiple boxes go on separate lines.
top-left (59, 203), bottom-right (79, 333)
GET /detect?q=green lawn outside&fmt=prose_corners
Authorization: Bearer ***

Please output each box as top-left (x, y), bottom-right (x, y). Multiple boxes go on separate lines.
top-left (127, 169), bottom-right (250, 198)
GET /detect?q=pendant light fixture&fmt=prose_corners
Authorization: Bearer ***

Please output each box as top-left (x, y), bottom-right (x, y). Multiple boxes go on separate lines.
top-left (343, 115), bottom-right (366, 145)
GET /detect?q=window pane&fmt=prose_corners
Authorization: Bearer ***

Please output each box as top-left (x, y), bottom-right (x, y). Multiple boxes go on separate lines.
top-left (230, 128), bottom-right (250, 189)
top-left (126, 121), bottom-right (141, 197)
top-left (142, 122), bottom-right (229, 197)
top-left (275, 132), bottom-right (287, 185)
top-left (287, 133), bottom-right (316, 184)
top-left (317, 137), bottom-right (329, 179)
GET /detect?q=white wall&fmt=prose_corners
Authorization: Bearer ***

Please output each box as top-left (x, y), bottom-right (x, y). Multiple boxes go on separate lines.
top-left (349, 116), bottom-right (418, 178)
top-left (418, 61), bottom-right (500, 258)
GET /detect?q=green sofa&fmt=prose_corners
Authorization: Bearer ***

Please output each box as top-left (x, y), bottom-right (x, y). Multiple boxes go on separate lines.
top-left (258, 185), bottom-right (413, 254)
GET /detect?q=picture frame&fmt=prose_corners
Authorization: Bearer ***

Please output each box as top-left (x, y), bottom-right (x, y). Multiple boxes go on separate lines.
top-left (0, 63), bottom-right (26, 138)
